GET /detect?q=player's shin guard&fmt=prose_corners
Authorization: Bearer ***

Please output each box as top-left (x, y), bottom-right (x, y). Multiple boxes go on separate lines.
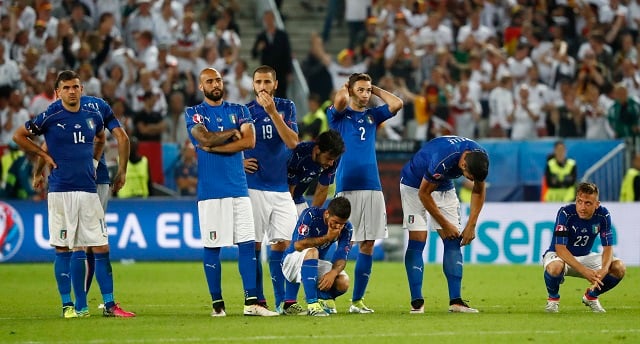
top-left (301, 259), bottom-right (319, 304)
top-left (85, 250), bottom-right (95, 293)
top-left (443, 238), bottom-right (463, 300)
top-left (204, 247), bottom-right (223, 301)
top-left (269, 250), bottom-right (285, 306)
top-left (352, 253), bottom-right (373, 302)
top-left (405, 239), bottom-right (426, 301)
top-left (544, 270), bottom-right (562, 299)
top-left (94, 252), bottom-right (115, 308)
top-left (54, 251), bottom-right (73, 306)
top-left (588, 274), bottom-right (621, 298)
top-left (70, 251), bottom-right (88, 311)
top-left (237, 241), bottom-right (258, 301)
top-left (255, 249), bottom-right (265, 302)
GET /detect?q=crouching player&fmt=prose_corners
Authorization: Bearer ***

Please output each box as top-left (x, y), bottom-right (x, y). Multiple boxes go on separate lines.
top-left (282, 197), bottom-right (352, 316)
top-left (543, 182), bottom-right (626, 313)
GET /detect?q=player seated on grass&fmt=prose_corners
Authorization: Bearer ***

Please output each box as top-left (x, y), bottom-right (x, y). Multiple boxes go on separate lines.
top-left (543, 182), bottom-right (626, 313)
top-left (281, 197), bottom-right (353, 316)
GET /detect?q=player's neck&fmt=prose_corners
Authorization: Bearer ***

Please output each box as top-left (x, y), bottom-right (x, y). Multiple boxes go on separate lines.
top-left (204, 98), bottom-right (223, 107)
top-left (63, 102), bottom-right (81, 112)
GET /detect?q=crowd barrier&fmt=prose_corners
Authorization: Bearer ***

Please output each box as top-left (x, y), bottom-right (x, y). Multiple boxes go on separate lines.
top-left (1, 200), bottom-right (637, 266)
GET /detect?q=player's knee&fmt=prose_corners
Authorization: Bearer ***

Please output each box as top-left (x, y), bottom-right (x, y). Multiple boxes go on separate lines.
top-left (545, 261), bottom-right (564, 276)
top-left (304, 248), bottom-right (319, 259)
top-left (270, 240), bottom-right (288, 251)
top-left (358, 240), bottom-right (374, 254)
top-left (91, 245), bottom-right (110, 254)
top-left (609, 260), bottom-right (626, 279)
top-left (335, 274), bottom-right (349, 293)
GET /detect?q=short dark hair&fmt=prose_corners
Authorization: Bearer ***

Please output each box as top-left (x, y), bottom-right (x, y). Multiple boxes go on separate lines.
top-left (465, 151), bottom-right (489, 182)
top-left (327, 196), bottom-right (351, 220)
top-left (253, 65), bottom-right (277, 80)
top-left (315, 129), bottom-right (345, 157)
top-left (577, 182), bottom-right (599, 198)
top-left (347, 73), bottom-right (372, 89)
top-left (55, 70), bottom-right (80, 89)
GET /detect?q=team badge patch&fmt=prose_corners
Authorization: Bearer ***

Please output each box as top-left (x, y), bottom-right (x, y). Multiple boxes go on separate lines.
top-left (192, 113), bottom-right (204, 124)
top-left (210, 231), bottom-right (217, 240)
top-left (297, 224), bottom-right (309, 236)
top-left (86, 118), bottom-right (94, 129)
top-left (366, 115), bottom-right (374, 124)
top-left (555, 225), bottom-right (566, 232)
top-left (229, 114), bottom-right (237, 124)
top-left (60, 230), bottom-right (67, 240)
top-left (408, 215), bottom-right (414, 224)
top-left (592, 224), bottom-right (600, 234)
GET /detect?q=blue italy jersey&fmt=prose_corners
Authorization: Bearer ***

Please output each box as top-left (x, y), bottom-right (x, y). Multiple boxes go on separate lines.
top-left (284, 207), bottom-right (353, 262)
top-left (26, 104), bottom-right (104, 193)
top-left (45, 96), bottom-right (121, 185)
top-left (185, 101), bottom-right (253, 200)
top-left (287, 141), bottom-right (338, 204)
top-left (327, 104), bottom-right (393, 192)
top-left (545, 204), bottom-right (613, 257)
top-left (400, 136), bottom-right (487, 192)
top-left (244, 97), bottom-right (298, 192)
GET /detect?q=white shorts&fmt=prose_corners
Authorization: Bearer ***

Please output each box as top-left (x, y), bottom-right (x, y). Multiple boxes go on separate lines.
top-left (97, 183), bottom-right (111, 210)
top-left (282, 248), bottom-right (348, 283)
top-left (400, 184), bottom-right (461, 232)
top-left (48, 191), bottom-right (107, 249)
top-left (248, 189), bottom-right (298, 243)
top-left (336, 190), bottom-right (387, 241)
top-left (198, 197), bottom-right (255, 247)
top-left (295, 202), bottom-right (309, 217)
top-left (542, 251), bottom-right (620, 279)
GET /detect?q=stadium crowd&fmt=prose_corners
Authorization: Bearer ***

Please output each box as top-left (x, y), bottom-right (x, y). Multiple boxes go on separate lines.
top-left (1, 0), bottom-right (639, 199)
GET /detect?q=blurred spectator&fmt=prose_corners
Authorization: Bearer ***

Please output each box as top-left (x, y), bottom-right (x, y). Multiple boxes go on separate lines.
top-left (310, 31), bottom-right (368, 92)
top-left (619, 153), bottom-right (640, 202)
top-left (174, 142), bottom-right (197, 196)
top-left (133, 91), bottom-right (166, 142)
top-left (0, 141), bottom-right (23, 194)
top-left (298, 93), bottom-right (328, 141)
top-left (581, 82), bottom-right (615, 139)
top-left (163, 91), bottom-right (189, 145)
top-left (345, 0), bottom-right (371, 49)
top-left (251, 10), bottom-right (292, 99)
top-left (0, 88), bottom-right (29, 145)
top-left (549, 79), bottom-right (584, 138)
top-left (0, 44), bottom-right (21, 89)
top-left (2, 149), bottom-right (41, 200)
top-left (488, 73), bottom-right (514, 138)
top-left (607, 84), bottom-right (640, 139)
top-left (544, 140), bottom-right (577, 203)
top-left (450, 80), bottom-right (481, 139)
top-left (28, 69), bottom-right (57, 117)
top-left (172, 11), bottom-right (204, 75)
top-left (117, 137), bottom-right (151, 198)
top-left (508, 84), bottom-right (540, 140)
top-left (223, 58), bottom-right (252, 105)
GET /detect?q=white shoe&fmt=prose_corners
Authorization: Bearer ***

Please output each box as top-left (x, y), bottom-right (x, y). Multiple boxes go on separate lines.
top-left (243, 304), bottom-right (279, 316)
top-left (448, 302), bottom-right (479, 313)
top-left (410, 305), bottom-right (424, 314)
top-left (545, 298), bottom-right (559, 313)
top-left (211, 309), bottom-right (226, 317)
top-left (582, 294), bottom-right (606, 313)
top-left (349, 300), bottom-right (374, 314)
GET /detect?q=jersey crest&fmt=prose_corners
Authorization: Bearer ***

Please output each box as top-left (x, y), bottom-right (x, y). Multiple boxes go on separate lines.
top-left (297, 223), bottom-right (309, 236)
top-left (192, 113), bottom-right (204, 124)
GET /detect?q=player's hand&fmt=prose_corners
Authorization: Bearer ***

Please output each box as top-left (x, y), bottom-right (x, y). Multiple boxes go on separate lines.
top-left (230, 129), bottom-right (242, 141)
top-left (32, 174), bottom-right (45, 191)
top-left (583, 269), bottom-right (603, 290)
top-left (439, 223), bottom-right (460, 241)
top-left (244, 158), bottom-right (258, 173)
top-left (460, 227), bottom-right (476, 246)
top-left (43, 154), bottom-right (57, 170)
top-left (112, 169), bottom-right (126, 193)
top-left (318, 270), bottom-right (337, 291)
top-left (256, 91), bottom-right (277, 115)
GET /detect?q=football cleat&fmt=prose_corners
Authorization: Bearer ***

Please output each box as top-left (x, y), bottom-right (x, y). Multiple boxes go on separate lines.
top-left (77, 307), bottom-right (90, 318)
top-left (448, 300), bottom-right (479, 313)
top-left (103, 303), bottom-right (136, 317)
top-left (319, 299), bottom-right (338, 314)
top-left (349, 299), bottom-right (374, 314)
top-left (62, 305), bottom-right (78, 318)
top-left (211, 308), bottom-right (226, 317)
top-left (307, 302), bottom-right (329, 317)
top-left (282, 302), bottom-right (307, 316)
top-left (582, 292), bottom-right (606, 313)
top-left (545, 298), bottom-right (559, 313)
top-left (410, 298), bottom-right (425, 314)
top-left (243, 304), bottom-right (279, 316)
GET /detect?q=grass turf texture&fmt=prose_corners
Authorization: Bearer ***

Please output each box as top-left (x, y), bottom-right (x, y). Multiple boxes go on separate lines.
top-left (1, 262), bottom-right (638, 343)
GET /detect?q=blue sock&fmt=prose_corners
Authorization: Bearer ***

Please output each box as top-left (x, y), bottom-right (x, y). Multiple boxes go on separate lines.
top-left (588, 274), bottom-right (621, 298)
top-left (284, 279), bottom-right (300, 303)
top-left (318, 289), bottom-right (331, 300)
top-left (544, 270), bottom-right (563, 299)
top-left (54, 251), bottom-right (73, 306)
top-left (70, 251), bottom-right (87, 311)
top-left (352, 253), bottom-right (373, 302)
top-left (94, 252), bottom-right (114, 308)
top-left (301, 259), bottom-right (319, 304)
top-left (405, 239), bottom-right (426, 301)
top-left (255, 250), bottom-right (265, 302)
top-left (85, 250), bottom-right (95, 293)
top-left (269, 250), bottom-right (285, 306)
top-left (329, 285), bottom-right (347, 299)
top-left (237, 241), bottom-right (257, 300)
top-left (443, 238), bottom-right (463, 301)
top-left (203, 247), bottom-right (223, 301)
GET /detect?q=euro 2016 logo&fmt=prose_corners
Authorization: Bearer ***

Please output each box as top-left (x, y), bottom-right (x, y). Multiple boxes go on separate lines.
top-left (0, 202), bottom-right (24, 263)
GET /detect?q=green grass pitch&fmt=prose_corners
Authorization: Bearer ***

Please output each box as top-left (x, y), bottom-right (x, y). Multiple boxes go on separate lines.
top-left (1, 261), bottom-right (638, 343)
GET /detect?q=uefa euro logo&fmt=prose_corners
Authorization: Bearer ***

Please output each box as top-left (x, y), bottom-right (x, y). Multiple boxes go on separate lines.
top-left (0, 201), bottom-right (24, 263)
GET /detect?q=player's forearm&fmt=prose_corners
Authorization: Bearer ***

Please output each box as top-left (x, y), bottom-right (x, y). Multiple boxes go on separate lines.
top-left (600, 246), bottom-right (614, 273)
top-left (467, 182), bottom-right (486, 228)
top-left (555, 245), bottom-right (588, 276)
top-left (294, 236), bottom-right (332, 251)
top-left (331, 259), bottom-right (346, 273)
top-left (270, 115), bottom-right (299, 149)
top-left (311, 184), bottom-right (329, 207)
top-left (333, 88), bottom-right (349, 112)
top-left (113, 128), bottom-right (130, 173)
top-left (372, 85), bottom-right (403, 113)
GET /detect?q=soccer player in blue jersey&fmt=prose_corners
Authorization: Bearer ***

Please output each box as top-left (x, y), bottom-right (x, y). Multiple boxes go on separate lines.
top-left (400, 135), bottom-right (489, 314)
top-left (288, 129), bottom-right (345, 216)
top-left (243, 65), bottom-right (299, 314)
top-left (328, 73), bottom-right (403, 313)
top-left (13, 70), bottom-right (135, 318)
top-left (185, 67), bottom-right (278, 317)
top-left (542, 182), bottom-right (626, 313)
top-left (282, 196), bottom-right (353, 316)
top-left (33, 96), bottom-right (130, 305)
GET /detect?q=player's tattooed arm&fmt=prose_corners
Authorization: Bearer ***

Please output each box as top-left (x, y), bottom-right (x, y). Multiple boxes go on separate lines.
top-left (191, 123), bottom-right (241, 148)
